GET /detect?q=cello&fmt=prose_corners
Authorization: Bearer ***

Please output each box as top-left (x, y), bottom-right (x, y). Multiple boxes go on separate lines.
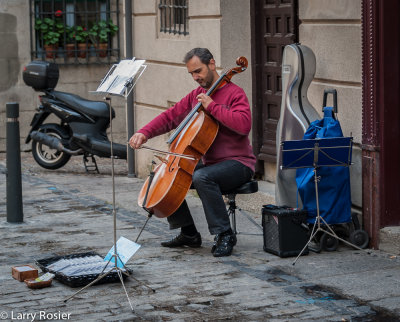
top-left (137, 56), bottom-right (248, 218)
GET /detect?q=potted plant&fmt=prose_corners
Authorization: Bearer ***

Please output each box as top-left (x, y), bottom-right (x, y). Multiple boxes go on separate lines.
top-left (35, 18), bottom-right (63, 58)
top-left (64, 25), bottom-right (76, 58)
top-left (73, 25), bottom-right (89, 58)
top-left (89, 20), bottom-right (118, 57)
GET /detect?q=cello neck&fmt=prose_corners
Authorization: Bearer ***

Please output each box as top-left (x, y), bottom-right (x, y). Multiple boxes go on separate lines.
top-left (166, 73), bottom-right (228, 145)
top-left (166, 56), bottom-right (248, 145)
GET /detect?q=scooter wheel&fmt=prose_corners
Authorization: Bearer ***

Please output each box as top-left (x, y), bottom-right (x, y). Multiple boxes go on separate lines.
top-left (320, 233), bottom-right (339, 252)
top-left (32, 124), bottom-right (71, 170)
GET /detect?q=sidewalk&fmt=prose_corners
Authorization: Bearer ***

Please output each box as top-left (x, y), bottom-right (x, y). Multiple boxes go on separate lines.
top-left (1, 152), bottom-right (400, 321)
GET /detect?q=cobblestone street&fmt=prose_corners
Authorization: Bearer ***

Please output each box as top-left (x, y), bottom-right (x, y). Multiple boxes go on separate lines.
top-left (1, 153), bottom-right (400, 321)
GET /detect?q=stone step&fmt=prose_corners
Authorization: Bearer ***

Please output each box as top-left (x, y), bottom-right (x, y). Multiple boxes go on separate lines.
top-left (379, 227), bottom-right (400, 255)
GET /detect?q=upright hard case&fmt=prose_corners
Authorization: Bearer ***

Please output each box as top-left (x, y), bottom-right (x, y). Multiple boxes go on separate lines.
top-left (275, 44), bottom-right (320, 208)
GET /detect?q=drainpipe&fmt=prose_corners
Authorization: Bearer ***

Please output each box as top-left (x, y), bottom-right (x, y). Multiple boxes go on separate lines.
top-left (125, 0), bottom-right (135, 177)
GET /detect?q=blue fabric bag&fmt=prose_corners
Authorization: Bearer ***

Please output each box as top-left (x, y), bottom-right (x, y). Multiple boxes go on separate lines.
top-left (295, 107), bottom-right (352, 224)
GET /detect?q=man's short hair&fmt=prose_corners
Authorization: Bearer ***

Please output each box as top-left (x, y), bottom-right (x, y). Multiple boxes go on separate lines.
top-left (183, 48), bottom-right (214, 64)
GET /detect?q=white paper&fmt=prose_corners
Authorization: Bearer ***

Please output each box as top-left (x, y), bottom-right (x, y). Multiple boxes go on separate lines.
top-left (103, 236), bottom-right (141, 268)
top-left (96, 59), bottom-right (146, 95)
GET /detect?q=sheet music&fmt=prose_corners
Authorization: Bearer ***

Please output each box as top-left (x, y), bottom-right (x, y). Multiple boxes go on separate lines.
top-left (96, 59), bottom-right (146, 95)
top-left (103, 236), bottom-right (141, 268)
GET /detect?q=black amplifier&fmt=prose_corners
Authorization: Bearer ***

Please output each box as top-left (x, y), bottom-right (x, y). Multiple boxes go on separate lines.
top-left (262, 205), bottom-right (309, 257)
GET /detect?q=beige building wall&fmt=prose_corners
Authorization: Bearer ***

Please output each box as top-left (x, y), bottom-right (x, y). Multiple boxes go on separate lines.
top-left (132, 0), bottom-right (252, 178)
top-left (0, 0), bottom-right (33, 151)
top-left (0, 0), bottom-right (362, 210)
top-left (0, 0), bottom-right (127, 152)
top-left (298, 0), bottom-right (362, 207)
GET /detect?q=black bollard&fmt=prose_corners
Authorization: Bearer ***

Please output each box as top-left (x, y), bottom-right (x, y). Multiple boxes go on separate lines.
top-left (6, 102), bottom-right (23, 223)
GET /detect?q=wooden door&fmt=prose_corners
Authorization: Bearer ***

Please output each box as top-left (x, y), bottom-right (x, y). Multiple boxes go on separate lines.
top-left (252, 0), bottom-right (298, 171)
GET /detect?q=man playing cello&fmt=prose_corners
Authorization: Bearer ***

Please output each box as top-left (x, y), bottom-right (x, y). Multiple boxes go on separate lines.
top-left (129, 48), bottom-right (256, 257)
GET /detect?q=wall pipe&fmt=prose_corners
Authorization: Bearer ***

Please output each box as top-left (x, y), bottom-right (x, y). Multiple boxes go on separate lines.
top-left (125, 0), bottom-right (135, 177)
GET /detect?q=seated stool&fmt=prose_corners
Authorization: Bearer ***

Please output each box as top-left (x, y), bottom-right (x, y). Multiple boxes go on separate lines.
top-left (222, 180), bottom-right (263, 235)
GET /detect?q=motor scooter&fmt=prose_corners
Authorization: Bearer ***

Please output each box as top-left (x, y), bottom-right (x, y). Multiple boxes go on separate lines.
top-left (22, 60), bottom-right (127, 172)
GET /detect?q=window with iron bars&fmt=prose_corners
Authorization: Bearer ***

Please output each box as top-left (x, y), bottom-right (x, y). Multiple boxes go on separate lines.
top-left (30, 0), bottom-right (120, 65)
top-left (159, 0), bottom-right (188, 36)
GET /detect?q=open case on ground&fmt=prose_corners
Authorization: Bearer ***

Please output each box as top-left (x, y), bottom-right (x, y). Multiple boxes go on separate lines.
top-left (36, 251), bottom-right (132, 288)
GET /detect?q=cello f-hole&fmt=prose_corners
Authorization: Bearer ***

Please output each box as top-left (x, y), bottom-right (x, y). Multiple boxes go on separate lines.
top-left (168, 156), bottom-right (177, 172)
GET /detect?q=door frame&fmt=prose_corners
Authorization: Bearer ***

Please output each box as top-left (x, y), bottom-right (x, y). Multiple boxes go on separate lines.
top-left (362, 0), bottom-right (400, 247)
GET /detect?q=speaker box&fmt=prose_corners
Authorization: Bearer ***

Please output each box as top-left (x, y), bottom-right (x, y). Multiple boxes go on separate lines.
top-left (262, 205), bottom-right (309, 257)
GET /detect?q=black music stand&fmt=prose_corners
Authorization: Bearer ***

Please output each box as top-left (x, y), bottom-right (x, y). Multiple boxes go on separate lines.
top-left (64, 59), bottom-right (151, 310)
top-left (281, 137), bottom-right (364, 265)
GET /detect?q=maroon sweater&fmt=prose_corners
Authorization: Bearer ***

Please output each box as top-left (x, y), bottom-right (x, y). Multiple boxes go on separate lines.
top-left (138, 82), bottom-right (256, 172)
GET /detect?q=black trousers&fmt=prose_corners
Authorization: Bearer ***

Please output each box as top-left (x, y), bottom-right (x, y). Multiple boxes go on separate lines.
top-left (167, 160), bottom-right (253, 235)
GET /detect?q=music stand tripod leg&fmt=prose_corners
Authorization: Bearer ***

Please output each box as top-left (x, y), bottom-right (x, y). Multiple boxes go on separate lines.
top-left (117, 269), bottom-right (134, 311)
top-left (293, 210), bottom-right (319, 265)
top-left (317, 215), bottom-right (365, 251)
top-left (293, 167), bottom-right (321, 265)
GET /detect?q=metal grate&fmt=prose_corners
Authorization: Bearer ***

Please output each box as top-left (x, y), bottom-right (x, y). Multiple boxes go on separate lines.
top-left (30, 0), bottom-right (120, 65)
top-left (158, 0), bottom-right (188, 35)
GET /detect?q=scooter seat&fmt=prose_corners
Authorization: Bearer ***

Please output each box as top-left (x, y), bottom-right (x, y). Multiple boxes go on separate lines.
top-left (51, 91), bottom-right (115, 118)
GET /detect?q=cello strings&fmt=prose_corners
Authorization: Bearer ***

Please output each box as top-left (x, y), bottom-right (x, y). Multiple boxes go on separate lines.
top-left (128, 69), bottom-right (233, 162)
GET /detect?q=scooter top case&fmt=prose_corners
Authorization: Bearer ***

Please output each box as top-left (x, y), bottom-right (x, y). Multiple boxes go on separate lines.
top-left (23, 61), bottom-right (59, 91)
top-left (275, 44), bottom-right (320, 208)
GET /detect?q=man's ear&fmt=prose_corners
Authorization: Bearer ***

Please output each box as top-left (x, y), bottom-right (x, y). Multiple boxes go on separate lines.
top-left (208, 58), bottom-right (216, 71)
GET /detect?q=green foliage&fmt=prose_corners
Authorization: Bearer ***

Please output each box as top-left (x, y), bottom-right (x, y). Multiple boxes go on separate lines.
top-left (73, 26), bottom-right (89, 43)
top-left (89, 20), bottom-right (118, 44)
top-left (35, 18), bottom-right (64, 46)
top-left (64, 25), bottom-right (75, 43)
top-left (35, 18), bottom-right (118, 46)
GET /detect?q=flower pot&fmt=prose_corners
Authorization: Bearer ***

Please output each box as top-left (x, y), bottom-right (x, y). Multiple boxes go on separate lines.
top-left (44, 44), bottom-right (58, 58)
top-left (95, 43), bottom-right (108, 57)
top-left (77, 43), bottom-right (88, 58)
top-left (65, 43), bottom-right (76, 58)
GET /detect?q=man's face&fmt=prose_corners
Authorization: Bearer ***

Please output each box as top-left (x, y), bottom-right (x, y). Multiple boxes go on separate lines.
top-left (186, 56), bottom-right (215, 89)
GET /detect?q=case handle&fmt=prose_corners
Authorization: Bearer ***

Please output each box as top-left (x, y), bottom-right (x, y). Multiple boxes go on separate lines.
top-left (322, 88), bottom-right (338, 114)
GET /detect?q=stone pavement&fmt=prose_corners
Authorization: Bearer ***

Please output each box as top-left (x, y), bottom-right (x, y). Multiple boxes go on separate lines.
top-left (1, 152), bottom-right (400, 322)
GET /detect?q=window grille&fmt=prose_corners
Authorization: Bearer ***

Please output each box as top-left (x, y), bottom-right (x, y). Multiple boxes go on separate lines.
top-left (159, 0), bottom-right (188, 36)
top-left (30, 0), bottom-right (120, 65)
